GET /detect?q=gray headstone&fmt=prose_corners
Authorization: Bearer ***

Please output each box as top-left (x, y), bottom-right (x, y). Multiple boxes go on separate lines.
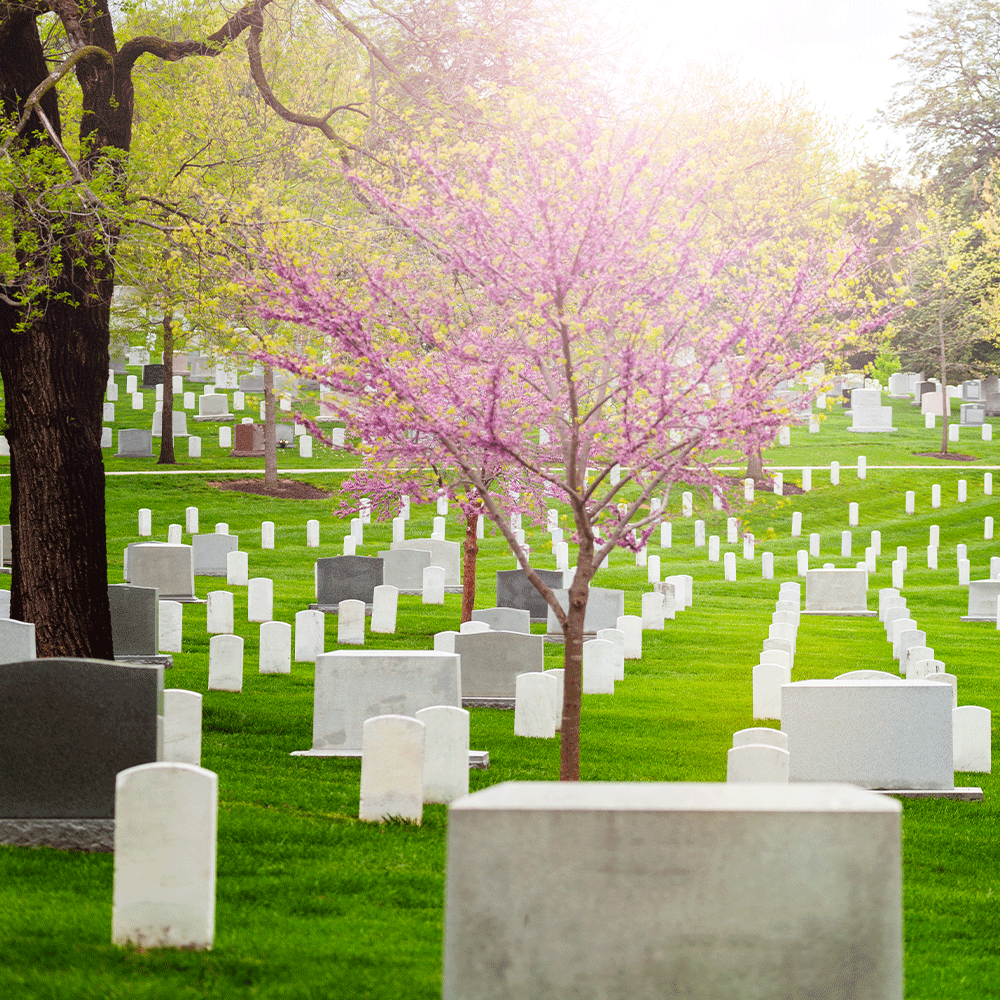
top-left (276, 423), bottom-right (295, 445)
top-left (191, 534), bottom-right (240, 576)
top-left (188, 355), bottom-right (212, 382)
top-left (960, 403), bottom-right (985, 426)
top-left (1, 524), bottom-right (10, 566)
top-left (141, 364), bottom-right (164, 388)
top-left (470, 607), bottom-right (531, 634)
top-left (454, 630), bottom-right (545, 703)
top-left (109, 584), bottom-right (159, 657)
top-left (0, 658), bottom-right (162, 818)
top-left (390, 538), bottom-right (461, 587)
top-left (116, 429), bottom-right (153, 458)
top-left (546, 587), bottom-right (626, 634)
top-left (377, 548), bottom-right (431, 593)
top-left (497, 568), bottom-right (565, 621)
top-left (314, 556), bottom-right (384, 609)
top-left (194, 394), bottom-right (233, 421)
top-left (109, 355), bottom-right (127, 375)
top-left (0, 618), bottom-right (36, 663)
top-left (239, 375), bottom-right (265, 393)
top-left (126, 543), bottom-right (198, 602)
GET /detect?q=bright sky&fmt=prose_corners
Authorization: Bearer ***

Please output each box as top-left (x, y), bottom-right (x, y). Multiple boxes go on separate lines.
top-left (616, 0), bottom-right (929, 162)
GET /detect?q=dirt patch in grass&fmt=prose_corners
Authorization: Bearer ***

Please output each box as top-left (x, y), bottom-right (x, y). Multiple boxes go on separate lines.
top-left (912, 452), bottom-right (980, 461)
top-left (209, 478), bottom-right (336, 499)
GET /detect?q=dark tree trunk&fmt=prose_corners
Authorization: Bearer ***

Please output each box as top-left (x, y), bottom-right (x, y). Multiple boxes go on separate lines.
top-left (559, 545), bottom-right (594, 781)
top-left (938, 303), bottom-right (949, 455)
top-left (0, 294), bottom-right (114, 657)
top-left (745, 448), bottom-right (765, 482)
top-left (263, 363), bottom-right (278, 487)
top-left (158, 313), bottom-right (175, 464)
top-left (461, 508), bottom-right (479, 622)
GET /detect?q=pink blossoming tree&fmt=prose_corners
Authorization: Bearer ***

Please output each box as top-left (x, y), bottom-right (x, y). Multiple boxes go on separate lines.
top-left (252, 116), bottom-right (896, 779)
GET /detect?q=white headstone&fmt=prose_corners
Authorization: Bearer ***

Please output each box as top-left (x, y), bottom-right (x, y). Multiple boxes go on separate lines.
top-left (206, 590), bottom-right (234, 634)
top-left (337, 599), bottom-right (366, 644)
top-left (226, 550), bottom-right (248, 586)
top-left (582, 639), bottom-right (616, 694)
top-left (138, 509), bottom-right (152, 537)
top-left (159, 600), bottom-right (183, 653)
top-left (641, 591), bottom-right (665, 630)
top-left (307, 519), bottom-right (320, 548)
top-left (371, 585), bottom-right (398, 634)
top-left (953, 705), bottom-right (991, 772)
top-left (208, 633), bottom-right (243, 691)
top-left (359, 715), bottom-right (424, 824)
top-left (422, 565), bottom-right (445, 604)
top-left (616, 614), bottom-right (642, 659)
top-left (162, 690), bottom-right (202, 766)
top-left (259, 620), bottom-right (292, 674)
top-left (515, 672), bottom-right (557, 737)
top-left (294, 609), bottom-right (325, 662)
top-left (415, 705), bottom-right (470, 803)
top-left (247, 577), bottom-right (273, 622)
top-left (727, 744), bottom-right (790, 782)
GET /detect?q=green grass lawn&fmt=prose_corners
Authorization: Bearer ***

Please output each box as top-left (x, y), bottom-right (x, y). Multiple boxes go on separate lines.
top-left (0, 380), bottom-right (998, 998)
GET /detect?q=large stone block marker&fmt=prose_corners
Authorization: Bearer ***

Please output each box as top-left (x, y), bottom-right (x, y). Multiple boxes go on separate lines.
top-left (444, 782), bottom-right (902, 1000)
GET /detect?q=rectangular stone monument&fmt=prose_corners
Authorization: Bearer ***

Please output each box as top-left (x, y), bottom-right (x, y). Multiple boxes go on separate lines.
top-left (239, 375), bottom-right (265, 393)
top-left (443, 781), bottom-right (902, 1000)
top-left (0, 658), bottom-right (163, 851)
top-left (803, 567), bottom-right (873, 615)
top-left (109, 584), bottom-right (172, 667)
top-left (191, 534), bottom-right (239, 577)
top-left (126, 543), bottom-right (200, 602)
top-left (194, 394), bottom-right (234, 422)
top-left (291, 650), bottom-right (487, 767)
top-left (229, 422), bottom-right (265, 457)
top-left (116, 428), bottom-right (153, 458)
top-left (470, 607), bottom-right (531, 634)
top-left (455, 630), bottom-right (545, 706)
top-left (546, 587), bottom-right (626, 635)
top-left (848, 388), bottom-right (897, 432)
top-left (496, 568), bottom-right (565, 621)
top-left (960, 402), bottom-right (985, 427)
top-left (390, 538), bottom-right (461, 589)
top-left (782, 679), bottom-right (963, 793)
top-left (961, 579), bottom-right (1000, 621)
top-left (377, 547), bottom-right (431, 594)
top-left (141, 363), bottom-right (164, 388)
top-left (312, 555), bottom-right (384, 611)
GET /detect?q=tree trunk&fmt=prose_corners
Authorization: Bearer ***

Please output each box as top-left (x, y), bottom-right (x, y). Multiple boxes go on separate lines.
top-left (461, 508), bottom-right (479, 622)
top-left (938, 302), bottom-right (949, 455)
top-left (157, 312), bottom-right (175, 464)
top-left (560, 538), bottom-right (595, 781)
top-left (745, 448), bottom-right (765, 483)
top-left (0, 295), bottom-right (114, 658)
top-left (263, 363), bottom-right (278, 487)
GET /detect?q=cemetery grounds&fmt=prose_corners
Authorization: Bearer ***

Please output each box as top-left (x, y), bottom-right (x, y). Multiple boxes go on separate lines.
top-left (0, 382), bottom-right (998, 999)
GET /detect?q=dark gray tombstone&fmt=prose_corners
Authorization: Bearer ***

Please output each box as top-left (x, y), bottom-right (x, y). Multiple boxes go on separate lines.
top-left (912, 380), bottom-right (935, 407)
top-left (377, 547), bottom-right (431, 594)
top-left (191, 533), bottom-right (239, 576)
top-left (116, 428), bottom-right (153, 458)
top-left (108, 584), bottom-right (172, 667)
top-left (0, 658), bottom-right (162, 850)
top-left (312, 556), bottom-right (384, 611)
top-left (141, 363), bottom-right (164, 388)
top-left (109, 355), bottom-right (127, 375)
top-left (1, 523), bottom-right (10, 567)
top-left (230, 423), bottom-right (265, 457)
top-left (454, 631), bottom-right (545, 706)
top-left (239, 375), bottom-right (265, 393)
top-left (497, 568), bottom-right (565, 622)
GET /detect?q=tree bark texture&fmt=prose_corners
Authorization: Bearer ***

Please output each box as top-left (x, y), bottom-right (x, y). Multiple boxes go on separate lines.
top-left (158, 313), bottom-right (175, 464)
top-left (939, 302), bottom-right (949, 455)
top-left (263, 363), bottom-right (278, 486)
top-left (559, 565), bottom-right (592, 781)
top-left (461, 508), bottom-right (479, 622)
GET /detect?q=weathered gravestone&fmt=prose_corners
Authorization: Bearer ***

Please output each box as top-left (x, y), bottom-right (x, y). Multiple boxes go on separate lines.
top-left (151, 410), bottom-right (189, 438)
top-left (290, 650), bottom-right (488, 767)
top-left (116, 428), bottom-right (153, 458)
top-left (0, 658), bottom-right (163, 850)
top-left (126, 543), bottom-right (200, 602)
top-left (803, 568), bottom-right (872, 615)
top-left (191, 534), bottom-right (240, 577)
top-left (497, 568), bottom-right (565, 621)
top-left (229, 422), bottom-right (265, 457)
top-left (312, 555), bottom-right (384, 611)
top-left (960, 403), bottom-right (985, 427)
top-left (239, 374), bottom-right (265, 393)
top-left (443, 782), bottom-right (903, 1000)
top-left (141, 363), bottom-right (164, 388)
top-left (546, 587), bottom-right (626, 636)
top-left (0, 618), bottom-right (36, 662)
top-left (454, 630), bottom-right (545, 707)
top-left (108, 584), bottom-right (172, 667)
top-left (471, 606), bottom-right (531, 634)
top-left (377, 547), bottom-right (431, 594)
top-left (390, 538), bottom-right (461, 589)
top-left (960, 579), bottom-right (1000, 621)
top-left (194, 394), bottom-right (234, 422)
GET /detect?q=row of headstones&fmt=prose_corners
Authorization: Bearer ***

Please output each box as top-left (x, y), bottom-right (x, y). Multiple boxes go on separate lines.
top-left (752, 582), bottom-right (801, 719)
top-left (878, 588), bottom-right (948, 681)
top-left (112, 422), bottom-right (319, 459)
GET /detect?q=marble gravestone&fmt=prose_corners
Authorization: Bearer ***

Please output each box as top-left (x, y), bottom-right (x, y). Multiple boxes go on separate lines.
top-left (496, 568), bottom-right (566, 622)
top-left (191, 534), bottom-right (240, 577)
top-left (312, 556), bottom-right (384, 611)
top-left (454, 630), bottom-right (545, 706)
top-left (546, 587), bottom-right (626, 635)
top-left (116, 428), bottom-right (153, 458)
top-left (108, 584), bottom-right (172, 667)
top-left (0, 658), bottom-right (163, 851)
top-left (390, 538), bottom-right (461, 589)
top-left (803, 568), bottom-right (873, 616)
top-left (126, 543), bottom-right (200, 602)
top-left (377, 547), bottom-right (431, 594)
top-left (291, 650), bottom-right (487, 767)
top-left (961, 579), bottom-right (1000, 621)
top-left (471, 607), bottom-right (531, 634)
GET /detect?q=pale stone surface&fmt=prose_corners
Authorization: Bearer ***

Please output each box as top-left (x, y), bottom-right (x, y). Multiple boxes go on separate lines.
top-left (724, 551), bottom-right (736, 581)
top-left (647, 554), bottom-right (661, 583)
top-left (652, 580), bottom-right (676, 618)
top-left (307, 519), bottom-right (320, 548)
top-left (515, 672), bottom-right (557, 737)
top-left (459, 620), bottom-right (491, 634)
top-left (261, 521), bottom-right (275, 549)
top-left (247, 577), bottom-right (273, 622)
top-left (434, 630), bottom-right (458, 653)
top-left (470, 607), bottom-right (530, 633)
top-left (158, 600), bottom-right (183, 653)
top-left (162, 690), bottom-right (202, 766)
top-left (296, 651), bottom-right (461, 754)
top-left (113, 762), bottom-right (217, 950)
top-left (206, 591), bottom-right (234, 634)
top-left (0, 619), bottom-right (36, 663)
top-left (889, 618), bottom-right (918, 658)
top-left (894, 629), bottom-right (926, 666)
top-left (733, 727), bottom-right (788, 750)
top-left (337, 599), bottom-right (366, 644)
top-left (423, 565), bottom-right (446, 604)
top-left (455, 631), bottom-right (544, 701)
top-left (359, 715), bottom-right (424, 823)
top-left (226, 550), bottom-right (249, 587)
top-left (759, 649), bottom-right (790, 671)
top-left (596, 628), bottom-right (625, 681)
top-left (259, 621), bottom-right (292, 674)
top-left (753, 662), bottom-right (790, 720)
top-left (953, 705), bottom-right (991, 772)
top-left (616, 614), bottom-right (642, 659)
top-left (641, 591), bottom-right (665, 630)
top-left (925, 672), bottom-right (958, 707)
top-left (207, 634), bottom-right (243, 692)
top-left (545, 588), bottom-right (626, 634)
top-left (416, 705), bottom-right (470, 802)
top-left (582, 639), bottom-right (615, 695)
top-left (783, 679), bottom-right (954, 789)
top-left (390, 538), bottom-right (461, 586)
top-left (294, 609), bottom-right (325, 662)
top-left (727, 744), bottom-right (790, 782)
top-left (443, 781), bottom-right (902, 1000)
top-left (804, 568), bottom-right (870, 614)
top-left (547, 669), bottom-right (565, 730)
top-left (836, 670), bottom-right (901, 682)
top-left (370, 585), bottom-right (398, 633)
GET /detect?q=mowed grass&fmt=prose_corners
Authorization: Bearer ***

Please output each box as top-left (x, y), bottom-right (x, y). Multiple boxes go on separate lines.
top-left (0, 391), bottom-right (998, 998)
